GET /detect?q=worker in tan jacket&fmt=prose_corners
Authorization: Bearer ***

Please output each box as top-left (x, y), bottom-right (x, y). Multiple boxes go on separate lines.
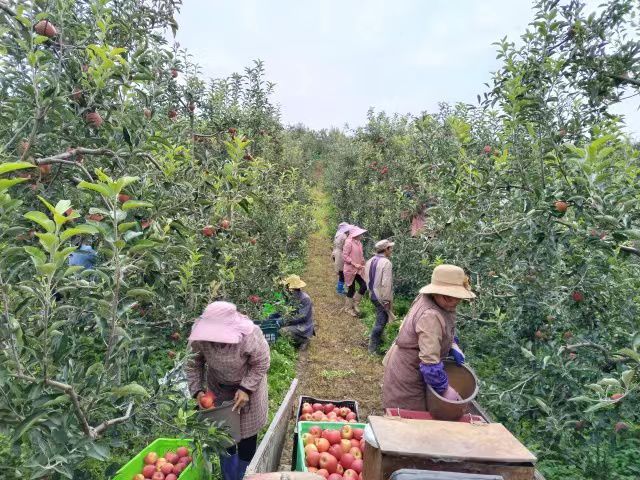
top-left (364, 239), bottom-right (394, 354)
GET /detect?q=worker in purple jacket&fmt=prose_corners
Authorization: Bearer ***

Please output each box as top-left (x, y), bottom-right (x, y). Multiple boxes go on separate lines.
top-left (382, 265), bottom-right (475, 411)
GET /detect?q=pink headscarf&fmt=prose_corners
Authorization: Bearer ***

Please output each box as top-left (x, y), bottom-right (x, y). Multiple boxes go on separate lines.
top-left (349, 226), bottom-right (367, 238)
top-left (189, 301), bottom-right (255, 344)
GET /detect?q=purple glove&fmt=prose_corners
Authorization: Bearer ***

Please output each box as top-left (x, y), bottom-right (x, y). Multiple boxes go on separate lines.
top-left (442, 385), bottom-right (462, 401)
top-left (419, 361), bottom-right (449, 393)
top-left (449, 342), bottom-right (465, 366)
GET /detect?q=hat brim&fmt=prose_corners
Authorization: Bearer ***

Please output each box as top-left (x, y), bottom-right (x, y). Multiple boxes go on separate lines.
top-left (188, 316), bottom-right (244, 344)
top-left (287, 280), bottom-right (307, 289)
top-left (420, 284), bottom-right (476, 299)
top-left (350, 227), bottom-right (367, 237)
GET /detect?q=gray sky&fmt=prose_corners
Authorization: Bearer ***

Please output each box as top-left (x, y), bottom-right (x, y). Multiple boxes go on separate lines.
top-left (174, 0), bottom-right (639, 136)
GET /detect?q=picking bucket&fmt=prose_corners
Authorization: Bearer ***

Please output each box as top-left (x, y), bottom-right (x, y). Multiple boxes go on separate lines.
top-left (425, 360), bottom-right (479, 421)
top-left (199, 400), bottom-right (242, 443)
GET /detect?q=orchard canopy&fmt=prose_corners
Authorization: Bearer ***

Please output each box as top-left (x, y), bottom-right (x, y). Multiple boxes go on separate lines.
top-left (0, 1), bottom-right (639, 480)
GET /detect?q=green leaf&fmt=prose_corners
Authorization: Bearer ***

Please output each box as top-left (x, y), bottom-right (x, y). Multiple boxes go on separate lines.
top-left (78, 181), bottom-right (113, 198)
top-left (10, 410), bottom-right (48, 443)
top-left (117, 222), bottom-right (137, 233)
top-left (24, 246), bottom-right (46, 266)
top-left (122, 200), bottom-right (153, 211)
top-left (114, 176), bottom-right (139, 192)
top-left (598, 378), bottom-right (621, 388)
top-left (586, 383), bottom-right (605, 395)
top-left (0, 178), bottom-right (29, 191)
top-left (128, 240), bottom-right (157, 252)
top-left (24, 211), bottom-right (55, 233)
top-left (36, 263), bottom-right (57, 276)
top-left (568, 395), bottom-right (593, 403)
top-left (534, 397), bottom-right (551, 414)
top-left (62, 266), bottom-right (84, 277)
top-left (111, 382), bottom-right (149, 398)
top-left (60, 224), bottom-right (100, 242)
top-left (125, 288), bottom-right (155, 300)
top-left (585, 401), bottom-right (615, 413)
top-left (40, 395), bottom-right (71, 409)
top-left (618, 348), bottom-right (640, 363)
top-left (36, 232), bottom-right (57, 252)
top-left (520, 347), bottom-right (536, 360)
top-left (0, 161), bottom-right (35, 176)
top-left (621, 370), bottom-right (635, 388)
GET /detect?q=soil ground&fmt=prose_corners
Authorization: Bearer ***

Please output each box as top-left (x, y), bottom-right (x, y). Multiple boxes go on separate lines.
top-left (279, 189), bottom-right (384, 469)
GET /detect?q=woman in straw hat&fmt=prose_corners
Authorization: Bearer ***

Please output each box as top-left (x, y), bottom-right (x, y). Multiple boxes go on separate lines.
top-left (382, 265), bottom-right (475, 411)
top-left (342, 225), bottom-right (368, 316)
top-left (186, 301), bottom-right (270, 480)
top-left (332, 222), bottom-right (352, 294)
top-left (278, 274), bottom-right (315, 350)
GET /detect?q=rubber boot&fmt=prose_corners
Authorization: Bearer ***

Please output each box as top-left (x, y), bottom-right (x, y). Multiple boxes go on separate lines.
top-left (344, 297), bottom-right (358, 317)
top-left (220, 452), bottom-right (240, 480)
top-left (238, 459), bottom-right (250, 480)
top-left (353, 293), bottom-right (363, 315)
top-left (336, 280), bottom-right (345, 295)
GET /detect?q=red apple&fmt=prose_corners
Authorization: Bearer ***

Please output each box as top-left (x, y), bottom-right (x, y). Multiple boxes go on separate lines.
top-left (339, 408), bottom-right (350, 418)
top-left (133, 474), bottom-right (145, 480)
top-left (85, 111), bottom-right (103, 128)
top-left (304, 444), bottom-right (318, 455)
top-left (324, 403), bottom-right (335, 414)
top-left (118, 193), bottom-right (131, 203)
top-left (345, 412), bottom-right (357, 421)
top-left (335, 464), bottom-right (344, 475)
top-left (344, 469), bottom-right (358, 480)
top-left (328, 474), bottom-right (342, 480)
top-left (34, 20), bottom-right (57, 38)
top-left (171, 464), bottom-right (184, 475)
top-left (143, 465), bottom-right (156, 477)
top-left (220, 218), bottom-right (231, 229)
top-left (611, 393), bottom-right (624, 400)
top-left (176, 447), bottom-right (189, 457)
top-left (312, 411), bottom-right (324, 421)
top-left (319, 453), bottom-right (339, 474)
top-left (327, 411), bottom-right (338, 419)
top-left (554, 200), bottom-right (569, 213)
top-left (181, 456), bottom-right (192, 465)
top-left (168, 109), bottom-right (178, 119)
top-left (328, 444), bottom-right (343, 461)
top-left (350, 439), bottom-right (359, 448)
top-left (316, 469), bottom-right (329, 479)
top-left (572, 291), bottom-right (584, 302)
top-left (165, 475), bottom-right (177, 480)
top-left (312, 403), bottom-right (324, 412)
top-left (202, 225), bottom-right (215, 237)
top-left (359, 439), bottom-right (365, 451)
top-left (341, 425), bottom-right (353, 440)
top-left (308, 468), bottom-right (318, 473)
top-left (322, 429), bottom-right (342, 445)
top-left (144, 108), bottom-right (152, 119)
top-left (349, 447), bottom-right (362, 459)
top-left (352, 429), bottom-right (363, 441)
top-left (306, 450), bottom-right (321, 468)
top-left (160, 463), bottom-right (173, 475)
top-left (340, 453), bottom-right (355, 469)
top-left (249, 295), bottom-right (261, 304)
top-left (302, 433), bottom-right (315, 445)
top-left (340, 439), bottom-right (352, 453)
top-left (315, 438), bottom-right (330, 453)
top-left (351, 459), bottom-right (363, 474)
top-left (300, 413), bottom-right (312, 421)
top-left (151, 473), bottom-right (165, 480)
top-left (156, 458), bottom-right (167, 470)
top-left (309, 426), bottom-right (322, 437)
top-left (144, 452), bottom-right (158, 465)
top-left (171, 69), bottom-right (179, 78)
top-left (199, 391), bottom-right (215, 409)
top-left (301, 403), bottom-right (313, 415)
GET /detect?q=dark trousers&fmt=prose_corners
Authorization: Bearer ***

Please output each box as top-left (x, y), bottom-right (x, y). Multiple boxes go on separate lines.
top-left (369, 299), bottom-right (389, 353)
top-left (346, 274), bottom-right (367, 298)
top-left (226, 435), bottom-right (258, 462)
top-left (338, 270), bottom-right (345, 282)
top-left (279, 326), bottom-right (310, 349)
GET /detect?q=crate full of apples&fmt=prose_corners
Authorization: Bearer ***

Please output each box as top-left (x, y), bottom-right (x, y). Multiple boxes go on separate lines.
top-left (298, 401), bottom-right (359, 423)
top-left (296, 421), bottom-right (366, 480)
top-left (111, 439), bottom-right (201, 480)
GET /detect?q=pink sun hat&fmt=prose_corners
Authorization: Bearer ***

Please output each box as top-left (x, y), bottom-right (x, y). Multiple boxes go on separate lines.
top-left (349, 225), bottom-right (367, 238)
top-left (189, 301), bottom-right (256, 344)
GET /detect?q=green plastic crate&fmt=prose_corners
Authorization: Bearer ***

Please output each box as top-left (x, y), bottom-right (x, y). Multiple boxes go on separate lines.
top-left (112, 438), bottom-right (205, 480)
top-left (295, 421), bottom-right (367, 472)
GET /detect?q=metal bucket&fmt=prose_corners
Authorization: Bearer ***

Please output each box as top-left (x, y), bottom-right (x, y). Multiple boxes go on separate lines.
top-left (426, 360), bottom-right (479, 421)
top-left (199, 400), bottom-right (242, 443)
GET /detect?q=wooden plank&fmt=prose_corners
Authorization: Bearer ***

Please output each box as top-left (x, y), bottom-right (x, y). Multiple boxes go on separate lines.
top-left (246, 378), bottom-right (299, 475)
top-left (370, 416), bottom-right (537, 464)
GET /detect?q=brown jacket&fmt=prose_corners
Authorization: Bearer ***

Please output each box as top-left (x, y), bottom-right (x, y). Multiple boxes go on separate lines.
top-left (382, 294), bottom-right (456, 411)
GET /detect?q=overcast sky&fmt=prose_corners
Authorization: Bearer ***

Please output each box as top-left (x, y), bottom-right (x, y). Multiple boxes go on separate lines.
top-left (174, 0), bottom-right (639, 136)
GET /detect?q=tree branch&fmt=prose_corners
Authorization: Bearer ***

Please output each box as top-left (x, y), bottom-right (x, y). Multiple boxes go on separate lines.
top-left (35, 147), bottom-right (118, 181)
top-left (14, 373), bottom-right (92, 437)
top-left (91, 402), bottom-right (133, 436)
top-left (136, 152), bottom-right (163, 171)
top-left (609, 74), bottom-right (640, 88)
top-left (619, 245), bottom-right (640, 256)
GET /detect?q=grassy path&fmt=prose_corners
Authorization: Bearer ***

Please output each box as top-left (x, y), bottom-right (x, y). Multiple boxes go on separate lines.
top-left (280, 187), bottom-right (384, 469)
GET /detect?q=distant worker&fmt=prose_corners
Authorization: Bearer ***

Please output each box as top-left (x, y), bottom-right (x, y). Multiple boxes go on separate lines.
top-left (278, 274), bottom-right (315, 351)
top-left (342, 226), bottom-right (367, 317)
top-left (68, 243), bottom-right (97, 269)
top-left (332, 222), bottom-right (352, 294)
top-left (364, 239), bottom-right (394, 354)
top-left (382, 265), bottom-right (474, 411)
top-left (186, 301), bottom-right (270, 480)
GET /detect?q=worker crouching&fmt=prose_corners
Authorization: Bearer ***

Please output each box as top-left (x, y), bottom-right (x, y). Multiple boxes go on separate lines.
top-left (278, 274), bottom-right (315, 351)
top-left (382, 265), bottom-right (475, 411)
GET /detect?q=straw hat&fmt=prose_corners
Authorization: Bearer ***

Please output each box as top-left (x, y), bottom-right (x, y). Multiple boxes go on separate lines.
top-left (188, 301), bottom-right (255, 344)
top-left (282, 274), bottom-right (307, 289)
top-left (419, 265), bottom-right (476, 299)
top-left (349, 226), bottom-right (367, 238)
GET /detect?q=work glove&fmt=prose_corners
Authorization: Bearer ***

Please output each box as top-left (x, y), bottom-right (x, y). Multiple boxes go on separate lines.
top-left (449, 342), bottom-right (465, 366)
top-left (441, 385), bottom-right (462, 401)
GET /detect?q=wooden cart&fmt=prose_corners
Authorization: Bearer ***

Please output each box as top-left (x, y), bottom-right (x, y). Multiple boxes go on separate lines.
top-left (245, 378), bottom-right (545, 480)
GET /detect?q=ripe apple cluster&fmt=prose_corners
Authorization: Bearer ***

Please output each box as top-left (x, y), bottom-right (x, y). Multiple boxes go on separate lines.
top-left (299, 402), bottom-right (358, 423)
top-left (134, 447), bottom-right (192, 480)
top-left (303, 425), bottom-right (365, 480)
